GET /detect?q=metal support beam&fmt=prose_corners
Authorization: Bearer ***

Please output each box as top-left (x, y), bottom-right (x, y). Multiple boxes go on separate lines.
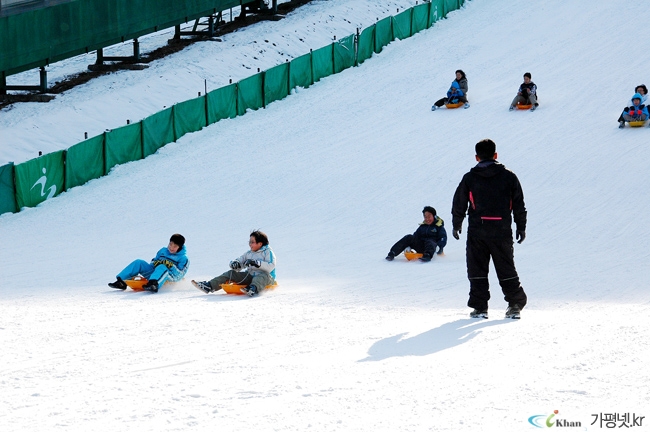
top-left (3, 66), bottom-right (47, 93)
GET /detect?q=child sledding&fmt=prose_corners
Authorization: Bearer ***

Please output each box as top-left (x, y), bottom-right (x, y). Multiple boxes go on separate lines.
top-left (386, 206), bottom-right (447, 262)
top-left (509, 72), bottom-right (539, 111)
top-left (619, 89), bottom-right (649, 128)
top-left (431, 70), bottom-right (469, 110)
top-left (192, 230), bottom-right (276, 297)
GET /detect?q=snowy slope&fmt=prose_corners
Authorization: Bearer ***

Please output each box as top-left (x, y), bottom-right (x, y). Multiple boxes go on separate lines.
top-left (1, 0), bottom-right (650, 431)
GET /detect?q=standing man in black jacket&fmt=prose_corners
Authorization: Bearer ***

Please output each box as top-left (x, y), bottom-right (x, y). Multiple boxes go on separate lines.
top-left (451, 139), bottom-right (527, 319)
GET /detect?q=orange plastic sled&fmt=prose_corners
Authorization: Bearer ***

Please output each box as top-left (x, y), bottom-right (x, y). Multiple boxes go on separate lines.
top-left (124, 276), bottom-right (148, 291)
top-left (403, 251), bottom-right (424, 261)
top-left (516, 103), bottom-right (532, 110)
top-left (445, 102), bottom-right (463, 109)
top-left (220, 281), bottom-right (279, 295)
top-left (628, 120), bottom-right (647, 127)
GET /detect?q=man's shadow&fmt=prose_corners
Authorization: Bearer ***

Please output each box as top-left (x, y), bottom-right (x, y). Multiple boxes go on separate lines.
top-left (359, 318), bottom-right (512, 362)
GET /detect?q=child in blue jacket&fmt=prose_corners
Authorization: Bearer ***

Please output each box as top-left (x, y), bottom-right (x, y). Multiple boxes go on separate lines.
top-left (192, 230), bottom-right (276, 297)
top-left (386, 206), bottom-right (448, 262)
top-left (432, 70), bottom-right (469, 110)
top-left (108, 234), bottom-right (189, 293)
top-left (619, 93), bottom-right (649, 128)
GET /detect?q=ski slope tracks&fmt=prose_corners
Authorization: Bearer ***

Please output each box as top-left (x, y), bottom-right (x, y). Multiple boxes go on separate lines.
top-left (1, 1), bottom-right (649, 431)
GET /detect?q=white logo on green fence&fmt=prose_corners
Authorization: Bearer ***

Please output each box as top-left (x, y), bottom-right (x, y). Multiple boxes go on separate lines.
top-left (31, 168), bottom-right (57, 200)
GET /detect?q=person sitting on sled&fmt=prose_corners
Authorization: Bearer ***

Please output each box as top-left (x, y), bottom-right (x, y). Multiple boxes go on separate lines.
top-left (108, 233), bottom-right (189, 293)
top-left (385, 206), bottom-right (448, 262)
top-left (431, 69), bottom-right (469, 110)
top-left (617, 84), bottom-right (648, 124)
top-left (192, 230), bottom-right (276, 297)
top-left (509, 72), bottom-right (539, 111)
top-left (619, 93), bottom-right (649, 128)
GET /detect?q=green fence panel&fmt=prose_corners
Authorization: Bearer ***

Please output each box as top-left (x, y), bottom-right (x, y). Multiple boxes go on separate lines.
top-left (0, 162), bottom-right (17, 215)
top-left (312, 44), bottom-right (334, 84)
top-left (264, 62), bottom-right (290, 106)
top-left (374, 16), bottom-right (394, 53)
top-left (392, 9), bottom-right (412, 40)
top-left (14, 150), bottom-right (65, 209)
top-left (174, 95), bottom-right (207, 138)
top-left (429, 0), bottom-right (444, 26)
top-left (334, 34), bottom-right (355, 74)
top-left (412, 3), bottom-right (431, 34)
top-left (105, 122), bottom-right (143, 172)
top-left (237, 73), bottom-right (264, 116)
top-left (65, 134), bottom-right (105, 190)
top-left (443, 0), bottom-right (462, 15)
top-left (289, 53), bottom-right (312, 89)
top-left (357, 25), bottom-right (375, 65)
top-left (143, 106), bottom-right (175, 158)
top-left (207, 83), bottom-right (237, 124)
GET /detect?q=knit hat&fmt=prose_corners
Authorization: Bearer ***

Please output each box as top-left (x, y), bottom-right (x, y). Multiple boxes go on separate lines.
top-left (632, 93), bottom-right (643, 102)
top-left (422, 206), bottom-right (436, 216)
top-left (170, 233), bottom-right (185, 250)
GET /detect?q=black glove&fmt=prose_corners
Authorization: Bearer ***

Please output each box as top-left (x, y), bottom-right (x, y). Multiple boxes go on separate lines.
top-left (453, 227), bottom-right (461, 240)
top-left (244, 259), bottom-right (261, 268)
top-left (229, 260), bottom-right (241, 270)
top-left (516, 230), bottom-right (526, 244)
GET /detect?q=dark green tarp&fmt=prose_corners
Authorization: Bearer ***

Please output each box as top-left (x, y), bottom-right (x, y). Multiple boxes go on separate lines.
top-left (392, 9), bottom-right (412, 40)
top-left (412, 3), bottom-right (431, 34)
top-left (264, 62), bottom-right (290, 106)
top-left (357, 25), bottom-right (375, 65)
top-left (143, 106), bottom-right (175, 158)
top-left (65, 134), bottom-right (105, 189)
top-left (14, 150), bottom-right (65, 209)
top-left (105, 122), bottom-right (143, 172)
top-left (374, 16), bottom-right (393, 53)
top-left (334, 34), bottom-right (355, 74)
top-left (174, 95), bottom-right (207, 138)
top-left (207, 83), bottom-right (237, 124)
top-left (289, 53), bottom-right (312, 89)
top-left (0, 162), bottom-right (17, 215)
top-left (237, 73), bottom-right (264, 115)
top-left (312, 44), bottom-right (334, 84)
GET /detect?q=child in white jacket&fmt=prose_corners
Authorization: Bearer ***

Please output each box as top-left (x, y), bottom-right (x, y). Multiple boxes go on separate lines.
top-left (192, 231), bottom-right (276, 297)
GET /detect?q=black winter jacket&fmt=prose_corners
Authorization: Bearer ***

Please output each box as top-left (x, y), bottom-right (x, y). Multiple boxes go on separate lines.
top-left (452, 161), bottom-right (526, 238)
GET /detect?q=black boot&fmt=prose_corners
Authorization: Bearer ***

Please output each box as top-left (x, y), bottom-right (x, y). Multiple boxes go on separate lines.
top-left (142, 279), bottom-right (159, 293)
top-left (108, 277), bottom-right (127, 290)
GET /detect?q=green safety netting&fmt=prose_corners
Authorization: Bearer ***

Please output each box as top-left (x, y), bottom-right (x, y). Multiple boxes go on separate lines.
top-left (0, 162), bottom-right (17, 215)
top-left (14, 150), bottom-right (65, 209)
top-left (237, 73), bottom-right (264, 115)
top-left (392, 9), bottom-right (412, 40)
top-left (412, 3), bottom-right (431, 34)
top-left (444, 0), bottom-right (461, 16)
top-left (289, 53), bottom-right (312, 89)
top-left (174, 95), bottom-right (207, 138)
top-left (264, 62), bottom-right (290, 106)
top-left (207, 83), bottom-right (237, 124)
top-left (105, 122), bottom-right (143, 172)
top-left (334, 34), bottom-right (355, 74)
top-left (143, 106), bottom-right (175, 158)
top-left (312, 44), bottom-right (334, 84)
top-left (374, 16), bottom-right (393, 53)
top-left (429, 0), bottom-right (444, 26)
top-left (357, 25), bottom-right (375, 65)
top-left (65, 134), bottom-right (105, 190)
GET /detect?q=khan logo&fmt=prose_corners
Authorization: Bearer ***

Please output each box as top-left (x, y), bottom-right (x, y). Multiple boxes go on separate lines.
top-left (529, 410), bottom-right (583, 428)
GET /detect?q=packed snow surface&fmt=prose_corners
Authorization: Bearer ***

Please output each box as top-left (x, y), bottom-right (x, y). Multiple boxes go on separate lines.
top-left (1, 0), bottom-right (649, 431)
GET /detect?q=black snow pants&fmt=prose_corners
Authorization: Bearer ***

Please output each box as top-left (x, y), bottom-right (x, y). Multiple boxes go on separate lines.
top-left (466, 235), bottom-right (527, 311)
top-left (390, 234), bottom-right (437, 257)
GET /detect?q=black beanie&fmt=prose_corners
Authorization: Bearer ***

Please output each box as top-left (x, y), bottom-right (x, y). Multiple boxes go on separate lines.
top-left (422, 206), bottom-right (436, 216)
top-left (170, 233), bottom-right (185, 249)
